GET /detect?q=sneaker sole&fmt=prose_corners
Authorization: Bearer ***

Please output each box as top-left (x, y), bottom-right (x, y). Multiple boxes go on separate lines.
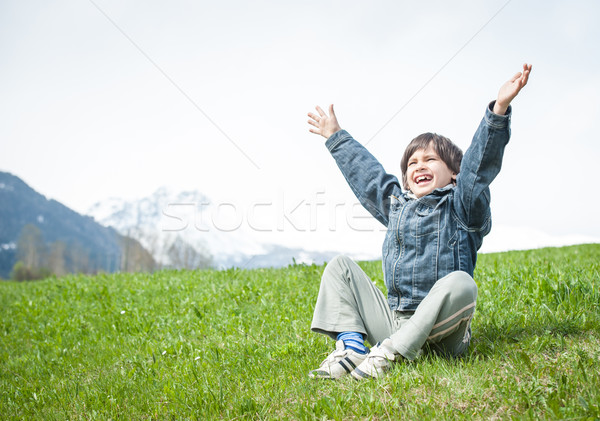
top-left (350, 367), bottom-right (373, 380)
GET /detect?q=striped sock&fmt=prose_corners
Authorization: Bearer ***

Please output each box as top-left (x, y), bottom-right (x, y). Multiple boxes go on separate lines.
top-left (336, 332), bottom-right (368, 354)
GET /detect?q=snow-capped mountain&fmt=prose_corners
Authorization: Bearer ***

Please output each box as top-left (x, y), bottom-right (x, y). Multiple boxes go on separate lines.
top-left (87, 187), bottom-right (339, 269)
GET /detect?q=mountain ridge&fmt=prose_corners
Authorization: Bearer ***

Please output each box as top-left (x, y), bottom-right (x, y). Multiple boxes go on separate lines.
top-left (86, 186), bottom-right (343, 270)
top-left (0, 171), bottom-right (155, 279)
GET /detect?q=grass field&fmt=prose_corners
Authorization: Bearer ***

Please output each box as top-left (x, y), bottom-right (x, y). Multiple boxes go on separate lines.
top-left (1, 244), bottom-right (599, 420)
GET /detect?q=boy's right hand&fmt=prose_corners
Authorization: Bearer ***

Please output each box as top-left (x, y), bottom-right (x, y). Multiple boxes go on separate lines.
top-left (308, 104), bottom-right (342, 139)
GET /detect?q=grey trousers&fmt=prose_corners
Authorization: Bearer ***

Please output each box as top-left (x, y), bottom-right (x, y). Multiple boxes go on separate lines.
top-left (311, 255), bottom-right (478, 360)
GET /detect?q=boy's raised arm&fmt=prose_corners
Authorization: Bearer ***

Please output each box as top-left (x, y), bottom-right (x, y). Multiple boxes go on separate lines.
top-left (308, 104), bottom-right (342, 139)
top-left (493, 63), bottom-right (532, 115)
top-left (454, 63), bottom-right (533, 230)
top-left (307, 103), bottom-right (402, 226)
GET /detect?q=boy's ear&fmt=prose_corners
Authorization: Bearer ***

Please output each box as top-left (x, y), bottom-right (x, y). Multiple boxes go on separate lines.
top-left (452, 173), bottom-right (457, 184)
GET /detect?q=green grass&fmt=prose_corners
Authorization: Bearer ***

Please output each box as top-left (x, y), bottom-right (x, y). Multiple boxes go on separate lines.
top-left (1, 244), bottom-right (599, 420)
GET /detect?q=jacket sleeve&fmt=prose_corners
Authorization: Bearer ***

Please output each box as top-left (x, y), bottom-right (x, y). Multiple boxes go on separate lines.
top-left (326, 130), bottom-right (403, 226)
top-left (454, 101), bottom-right (512, 231)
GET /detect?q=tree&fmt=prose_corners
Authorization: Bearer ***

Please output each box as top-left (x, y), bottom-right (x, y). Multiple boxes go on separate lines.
top-left (119, 235), bottom-right (156, 272)
top-left (166, 236), bottom-right (213, 269)
top-left (47, 241), bottom-right (67, 277)
top-left (12, 224), bottom-right (51, 281)
top-left (66, 242), bottom-right (90, 274)
top-left (16, 224), bottom-right (46, 269)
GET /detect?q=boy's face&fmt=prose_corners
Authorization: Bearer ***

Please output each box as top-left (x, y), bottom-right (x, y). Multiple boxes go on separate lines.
top-left (405, 144), bottom-right (456, 198)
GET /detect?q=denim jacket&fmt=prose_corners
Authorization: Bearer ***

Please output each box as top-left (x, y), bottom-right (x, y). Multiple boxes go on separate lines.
top-left (325, 101), bottom-right (512, 311)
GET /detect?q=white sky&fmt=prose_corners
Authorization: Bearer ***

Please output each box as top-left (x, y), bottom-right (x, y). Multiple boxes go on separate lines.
top-left (2, 0), bottom-right (599, 257)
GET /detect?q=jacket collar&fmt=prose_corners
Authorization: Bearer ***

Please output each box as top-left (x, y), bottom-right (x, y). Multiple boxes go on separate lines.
top-left (405, 183), bottom-right (455, 201)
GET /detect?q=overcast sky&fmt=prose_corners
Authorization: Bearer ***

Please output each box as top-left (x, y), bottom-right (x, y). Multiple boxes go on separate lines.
top-left (1, 0), bottom-right (599, 257)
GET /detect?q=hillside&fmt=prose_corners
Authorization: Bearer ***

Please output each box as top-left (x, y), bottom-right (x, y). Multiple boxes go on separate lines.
top-left (0, 171), bottom-right (154, 279)
top-left (0, 244), bottom-right (598, 419)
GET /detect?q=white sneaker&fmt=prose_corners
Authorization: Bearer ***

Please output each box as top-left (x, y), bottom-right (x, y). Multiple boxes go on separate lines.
top-left (308, 340), bottom-right (368, 379)
top-left (351, 342), bottom-right (396, 380)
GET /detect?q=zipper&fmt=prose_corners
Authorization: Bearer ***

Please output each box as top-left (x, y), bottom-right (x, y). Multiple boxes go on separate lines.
top-left (389, 195), bottom-right (401, 244)
top-left (390, 200), bottom-right (407, 302)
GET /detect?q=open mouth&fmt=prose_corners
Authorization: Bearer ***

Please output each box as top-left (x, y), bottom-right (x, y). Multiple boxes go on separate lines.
top-left (414, 175), bottom-right (432, 185)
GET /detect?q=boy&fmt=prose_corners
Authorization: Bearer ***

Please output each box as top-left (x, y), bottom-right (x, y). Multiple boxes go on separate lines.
top-left (306, 64), bottom-right (532, 380)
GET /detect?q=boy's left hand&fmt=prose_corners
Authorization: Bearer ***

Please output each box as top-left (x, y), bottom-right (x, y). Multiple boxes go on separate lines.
top-left (493, 63), bottom-right (532, 115)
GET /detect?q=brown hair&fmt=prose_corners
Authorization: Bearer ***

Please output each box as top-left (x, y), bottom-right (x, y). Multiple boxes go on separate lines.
top-left (400, 133), bottom-right (463, 190)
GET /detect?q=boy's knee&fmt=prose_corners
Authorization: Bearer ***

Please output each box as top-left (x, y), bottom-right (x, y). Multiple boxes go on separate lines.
top-left (321, 255), bottom-right (360, 286)
top-left (439, 271), bottom-right (478, 302)
top-left (330, 254), bottom-right (353, 266)
top-left (325, 254), bottom-right (353, 273)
